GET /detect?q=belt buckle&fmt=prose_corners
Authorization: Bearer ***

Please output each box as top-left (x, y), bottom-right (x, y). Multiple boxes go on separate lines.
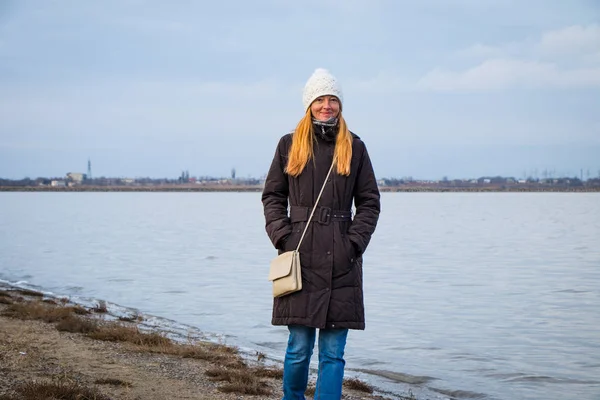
top-left (318, 207), bottom-right (331, 224)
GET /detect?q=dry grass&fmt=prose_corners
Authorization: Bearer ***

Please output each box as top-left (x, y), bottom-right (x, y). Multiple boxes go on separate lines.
top-left (0, 291), bottom-right (12, 305)
top-left (14, 300), bottom-right (242, 366)
top-left (173, 344), bottom-right (239, 363)
top-left (343, 377), bottom-right (374, 394)
top-left (253, 366), bottom-right (284, 379)
top-left (94, 377), bottom-right (133, 387)
top-left (202, 354), bottom-right (283, 396)
top-left (56, 314), bottom-right (99, 334)
top-left (1, 300), bottom-right (167, 348)
top-left (13, 289), bottom-right (44, 298)
top-left (200, 342), bottom-right (284, 396)
top-left (72, 305), bottom-right (91, 315)
top-left (205, 367), bottom-right (244, 380)
top-left (2, 301), bottom-right (77, 323)
top-left (117, 314), bottom-right (142, 322)
top-left (88, 323), bottom-right (171, 347)
top-left (205, 367), bottom-right (271, 396)
top-left (220, 380), bottom-right (271, 396)
top-left (129, 339), bottom-right (247, 371)
top-left (0, 380), bottom-right (111, 400)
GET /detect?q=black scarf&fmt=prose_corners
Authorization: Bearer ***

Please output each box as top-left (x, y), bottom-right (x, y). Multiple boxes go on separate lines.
top-left (312, 117), bottom-right (338, 142)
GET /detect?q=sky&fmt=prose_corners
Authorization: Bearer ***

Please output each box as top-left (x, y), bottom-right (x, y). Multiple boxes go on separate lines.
top-left (1, 0), bottom-right (599, 181)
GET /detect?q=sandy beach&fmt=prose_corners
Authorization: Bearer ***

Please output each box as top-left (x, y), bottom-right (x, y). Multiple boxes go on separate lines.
top-left (0, 288), bottom-right (402, 400)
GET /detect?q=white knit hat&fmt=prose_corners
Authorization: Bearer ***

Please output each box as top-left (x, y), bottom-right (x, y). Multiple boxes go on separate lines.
top-left (302, 68), bottom-right (343, 111)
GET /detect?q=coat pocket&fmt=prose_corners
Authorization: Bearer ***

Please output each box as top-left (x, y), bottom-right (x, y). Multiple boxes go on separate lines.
top-left (338, 223), bottom-right (356, 264)
top-left (343, 237), bottom-right (357, 263)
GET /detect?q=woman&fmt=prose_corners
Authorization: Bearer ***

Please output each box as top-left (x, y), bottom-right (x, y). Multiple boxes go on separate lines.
top-left (262, 68), bottom-right (381, 400)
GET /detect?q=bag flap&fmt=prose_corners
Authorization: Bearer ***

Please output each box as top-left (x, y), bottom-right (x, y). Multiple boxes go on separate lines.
top-left (268, 251), bottom-right (297, 281)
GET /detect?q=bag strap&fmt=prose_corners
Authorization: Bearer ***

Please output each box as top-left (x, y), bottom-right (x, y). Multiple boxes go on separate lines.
top-left (295, 158), bottom-right (336, 252)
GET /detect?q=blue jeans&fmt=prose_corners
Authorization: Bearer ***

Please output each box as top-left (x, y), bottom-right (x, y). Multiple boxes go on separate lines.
top-left (282, 325), bottom-right (349, 400)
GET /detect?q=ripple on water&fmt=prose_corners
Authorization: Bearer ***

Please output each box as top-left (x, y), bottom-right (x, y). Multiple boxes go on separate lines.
top-left (504, 375), bottom-right (599, 384)
top-left (388, 346), bottom-right (442, 351)
top-left (348, 358), bottom-right (390, 367)
top-left (255, 341), bottom-right (282, 349)
top-left (430, 387), bottom-right (487, 399)
top-left (64, 286), bottom-right (84, 293)
top-left (189, 311), bottom-right (220, 316)
top-left (450, 352), bottom-right (498, 363)
top-left (353, 368), bottom-right (436, 385)
top-left (554, 289), bottom-right (589, 294)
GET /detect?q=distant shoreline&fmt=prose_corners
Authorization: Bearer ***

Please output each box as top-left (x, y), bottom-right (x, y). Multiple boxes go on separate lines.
top-left (1, 185), bottom-right (599, 193)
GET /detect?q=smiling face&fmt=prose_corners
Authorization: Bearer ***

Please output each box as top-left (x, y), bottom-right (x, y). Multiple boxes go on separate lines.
top-left (310, 95), bottom-right (341, 121)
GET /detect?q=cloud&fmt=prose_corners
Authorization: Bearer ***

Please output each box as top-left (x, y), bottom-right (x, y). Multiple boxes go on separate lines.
top-left (0, 77), bottom-right (299, 150)
top-left (347, 71), bottom-right (414, 94)
top-left (456, 43), bottom-right (507, 59)
top-left (421, 24), bottom-right (600, 91)
top-left (539, 24), bottom-right (600, 57)
top-left (419, 59), bottom-right (600, 91)
top-left (455, 39), bottom-right (534, 61)
top-left (113, 17), bottom-right (195, 34)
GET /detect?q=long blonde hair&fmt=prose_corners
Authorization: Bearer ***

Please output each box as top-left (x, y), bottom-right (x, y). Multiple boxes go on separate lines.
top-left (285, 109), bottom-right (353, 177)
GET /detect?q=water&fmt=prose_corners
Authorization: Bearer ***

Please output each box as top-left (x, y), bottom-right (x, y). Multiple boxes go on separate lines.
top-left (0, 192), bottom-right (599, 400)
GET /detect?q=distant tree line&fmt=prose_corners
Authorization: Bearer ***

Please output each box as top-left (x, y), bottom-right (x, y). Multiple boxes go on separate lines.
top-left (0, 177), bottom-right (54, 187)
top-left (0, 175), bottom-right (262, 187)
top-left (380, 176), bottom-right (600, 188)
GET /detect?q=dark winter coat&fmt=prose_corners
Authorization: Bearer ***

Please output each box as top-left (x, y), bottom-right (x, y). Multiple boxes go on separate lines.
top-left (261, 128), bottom-right (380, 330)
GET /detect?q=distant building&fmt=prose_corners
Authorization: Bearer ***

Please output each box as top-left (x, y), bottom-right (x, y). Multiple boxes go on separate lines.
top-left (51, 180), bottom-right (66, 187)
top-left (66, 172), bottom-right (86, 183)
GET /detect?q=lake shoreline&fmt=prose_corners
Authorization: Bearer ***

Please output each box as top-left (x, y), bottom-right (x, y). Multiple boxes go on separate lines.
top-left (0, 283), bottom-right (412, 400)
top-left (1, 185), bottom-right (599, 192)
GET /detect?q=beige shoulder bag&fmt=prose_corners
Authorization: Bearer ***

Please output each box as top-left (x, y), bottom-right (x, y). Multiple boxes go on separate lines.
top-left (268, 159), bottom-right (336, 298)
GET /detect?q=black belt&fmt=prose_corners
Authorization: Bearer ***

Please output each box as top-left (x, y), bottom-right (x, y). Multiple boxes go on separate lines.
top-left (290, 206), bottom-right (352, 225)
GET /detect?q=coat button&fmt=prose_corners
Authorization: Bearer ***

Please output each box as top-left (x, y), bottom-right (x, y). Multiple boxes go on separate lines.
top-left (327, 251), bottom-right (331, 255)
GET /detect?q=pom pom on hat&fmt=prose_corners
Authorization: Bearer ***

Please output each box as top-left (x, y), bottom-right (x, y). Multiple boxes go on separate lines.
top-left (302, 68), bottom-right (343, 111)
